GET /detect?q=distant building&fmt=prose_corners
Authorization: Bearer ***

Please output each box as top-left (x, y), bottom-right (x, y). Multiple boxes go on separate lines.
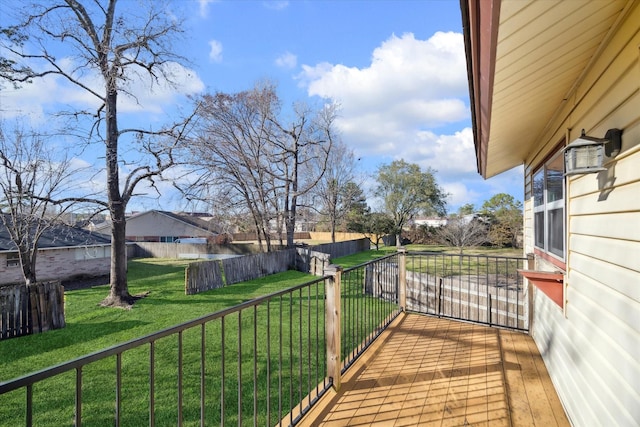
top-left (93, 210), bottom-right (219, 242)
top-left (0, 219), bottom-right (111, 286)
top-left (412, 217), bottom-right (448, 228)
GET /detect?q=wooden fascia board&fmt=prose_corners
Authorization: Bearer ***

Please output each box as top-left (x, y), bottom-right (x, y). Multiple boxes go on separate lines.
top-left (461, 0), bottom-right (501, 178)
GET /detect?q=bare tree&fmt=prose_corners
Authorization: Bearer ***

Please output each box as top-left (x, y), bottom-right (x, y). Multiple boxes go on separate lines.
top-left (275, 101), bottom-right (335, 247)
top-left (184, 86), bottom-right (280, 251)
top-left (0, 122), bottom-right (89, 284)
top-left (186, 84), bottom-right (335, 250)
top-left (1, 0), bottom-right (197, 307)
top-left (309, 142), bottom-right (363, 242)
top-left (436, 216), bottom-right (488, 254)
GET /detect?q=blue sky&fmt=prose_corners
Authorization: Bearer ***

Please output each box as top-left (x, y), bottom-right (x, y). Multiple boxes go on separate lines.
top-left (0, 0), bottom-right (523, 214)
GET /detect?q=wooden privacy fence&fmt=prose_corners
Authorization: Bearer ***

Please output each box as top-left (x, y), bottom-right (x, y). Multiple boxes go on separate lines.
top-left (0, 282), bottom-right (65, 340)
top-left (185, 249), bottom-right (297, 294)
top-left (405, 272), bottom-right (528, 330)
top-left (364, 262), bottom-right (399, 303)
top-left (185, 239), bottom-right (368, 295)
top-left (307, 238), bottom-right (370, 260)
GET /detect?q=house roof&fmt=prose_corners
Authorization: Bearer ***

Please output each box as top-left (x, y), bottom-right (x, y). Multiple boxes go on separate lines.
top-left (0, 216), bottom-right (111, 252)
top-left (156, 211), bottom-right (218, 233)
top-left (93, 210), bottom-right (219, 237)
top-left (461, 0), bottom-right (631, 178)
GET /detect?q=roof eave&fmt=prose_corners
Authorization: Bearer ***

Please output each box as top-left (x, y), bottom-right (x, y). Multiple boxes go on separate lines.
top-left (461, 0), bottom-right (501, 179)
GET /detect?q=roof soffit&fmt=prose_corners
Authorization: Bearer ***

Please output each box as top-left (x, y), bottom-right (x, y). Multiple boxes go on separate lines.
top-left (468, 0), bottom-right (629, 178)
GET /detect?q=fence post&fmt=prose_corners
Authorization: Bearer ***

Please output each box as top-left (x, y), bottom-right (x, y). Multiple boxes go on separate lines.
top-left (324, 264), bottom-right (342, 391)
top-left (527, 253), bottom-right (535, 331)
top-left (397, 247), bottom-right (407, 311)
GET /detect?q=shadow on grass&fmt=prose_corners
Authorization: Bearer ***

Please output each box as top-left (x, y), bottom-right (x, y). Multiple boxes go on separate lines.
top-left (138, 281), bottom-right (278, 307)
top-left (1, 320), bottom-right (150, 365)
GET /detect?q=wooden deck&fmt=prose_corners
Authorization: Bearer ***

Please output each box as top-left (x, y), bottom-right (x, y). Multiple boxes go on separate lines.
top-left (297, 313), bottom-right (570, 426)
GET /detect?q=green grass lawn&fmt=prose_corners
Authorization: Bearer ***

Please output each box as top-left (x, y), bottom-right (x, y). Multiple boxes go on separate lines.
top-left (0, 256), bottom-right (397, 426)
top-left (0, 246), bottom-right (519, 425)
top-left (332, 244), bottom-right (524, 269)
top-left (0, 258), bottom-right (314, 382)
top-left (0, 259), bottom-right (321, 426)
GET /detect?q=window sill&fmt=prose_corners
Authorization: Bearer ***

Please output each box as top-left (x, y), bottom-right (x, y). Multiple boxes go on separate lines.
top-left (518, 270), bottom-right (564, 308)
top-left (533, 248), bottom-right (566, 270)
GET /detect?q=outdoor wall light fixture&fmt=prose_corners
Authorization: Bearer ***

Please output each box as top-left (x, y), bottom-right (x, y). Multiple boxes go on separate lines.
top-left (564, 128), bottom-right (622, 175)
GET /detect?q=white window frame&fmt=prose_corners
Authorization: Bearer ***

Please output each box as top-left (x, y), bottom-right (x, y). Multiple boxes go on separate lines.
top-left (533, 150), bottom-right (566, 261)
top-left (6, 252), bottom-right (20, 268)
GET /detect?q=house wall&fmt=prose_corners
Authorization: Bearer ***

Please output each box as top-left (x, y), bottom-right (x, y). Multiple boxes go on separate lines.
top-left (523, 4), bottom-right (640, 426)
top-left (94, 211), bottom-right (217, 241)
top-left (0, 246), bottom-right (111, 286)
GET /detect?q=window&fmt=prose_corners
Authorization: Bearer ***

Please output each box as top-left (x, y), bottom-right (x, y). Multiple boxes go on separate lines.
top-left (6, 252), bottom-right (20, 267)
top-left (75, 246), bottom-right (109, 260)
top-left (160, 236), bottom-right (178, 242)
top-left (533, 151), bottom-right (565, 259)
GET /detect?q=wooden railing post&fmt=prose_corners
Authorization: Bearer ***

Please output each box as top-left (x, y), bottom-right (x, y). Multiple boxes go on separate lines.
top-left (527, 253), bottom-right (535, 331)
top-left (324, 264), bottom-right (342, 391)
top-left (398, 247), bottom-right (407, 311)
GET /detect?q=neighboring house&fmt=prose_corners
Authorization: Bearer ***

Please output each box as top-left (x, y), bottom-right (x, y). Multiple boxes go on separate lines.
top-left (412, 215), bottom-right (482, 228)
top-left (94, 210), bottom-right (219, 242)
top-left (462, 1), bottom-right (639, 426)
top-left (0, 222), bottom-right (111, 286)
top-left (412, 217), bottom-right (448, 227)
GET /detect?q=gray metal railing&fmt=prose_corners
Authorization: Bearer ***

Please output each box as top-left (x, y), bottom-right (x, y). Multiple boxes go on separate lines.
top-left (405, 252), bottom-right (529, 331)
top-left (0, 252), bottom-right (526, 426)
top-left (0, 255), bottom-right (402, 427)
top-left (1, 278), bottom-right (330, 426)
top-left (341, 253), bottom-right (402, 373)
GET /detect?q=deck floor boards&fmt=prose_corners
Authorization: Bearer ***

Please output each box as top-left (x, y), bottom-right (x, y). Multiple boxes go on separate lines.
top-left (297, 313), bottom-right (569, 427)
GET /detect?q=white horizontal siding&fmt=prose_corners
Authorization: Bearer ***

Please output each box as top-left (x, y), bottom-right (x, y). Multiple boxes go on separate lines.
top-left (570, 211), bottom-right (640, 241)
top-left (527, 3), bottom-right (640, 426)
top-left (567, 267), bottom-right (640, 370)
top-left (563, 295), bottom-right (639, 426)
top-left (531, 294), bottom-right (590, 424)
top-left (569, 234), bottom-right (640, 281)
top-left (569, 179), bottom-right (640, 215)
top-left (533, 286), bottom-right (640, 427)
top-left (568, 144), bottom-right (640, 204)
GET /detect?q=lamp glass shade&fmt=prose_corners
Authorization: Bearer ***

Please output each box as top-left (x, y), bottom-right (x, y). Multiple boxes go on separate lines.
top-left (564, 143), bottom-right (605, 175)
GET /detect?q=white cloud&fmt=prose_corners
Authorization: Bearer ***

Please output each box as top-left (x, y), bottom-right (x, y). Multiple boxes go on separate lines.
top-left (442, 182), bottom-right (482, 209)
top-left (296, 31), bottom-right (502, 213)
top-left (263, 1), bottom-right (289, 10)
top-left (198, 0), bottom-right (217, 18)
top-left (298, 31), bottom-right (468, 159)
top-left (275, 51), bottom-right (297, 69)
top-left (208, 40), bottom-right (223, 63)
top-left (0, 56), bottom-right (205, 120)
top-left (300, 32), bottom-right (467, 109)
top-left (411, 128), bottom-right (477, 176)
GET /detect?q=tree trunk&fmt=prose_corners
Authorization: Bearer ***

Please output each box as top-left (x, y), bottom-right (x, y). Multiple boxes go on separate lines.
top-left (286, 209), bottom-right (295, 248)
top-left (100, 87), bottom-right (133, 308)
top-left (20, 247), bottom-right (36, 285)
top-left (101, 202), bottom-right (134, 307)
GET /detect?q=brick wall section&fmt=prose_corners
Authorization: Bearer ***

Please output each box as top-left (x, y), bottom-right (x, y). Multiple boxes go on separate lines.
top-left (0, 246), bottom-right (111, 286)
